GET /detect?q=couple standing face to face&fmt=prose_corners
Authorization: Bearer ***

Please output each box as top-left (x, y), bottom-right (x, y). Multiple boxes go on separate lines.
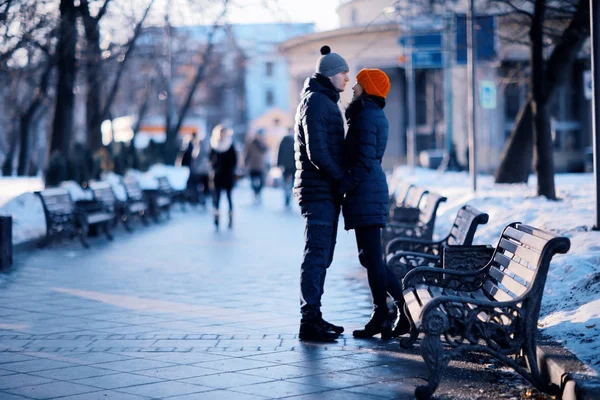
top-left (316, 46), bottom-right (390, 102)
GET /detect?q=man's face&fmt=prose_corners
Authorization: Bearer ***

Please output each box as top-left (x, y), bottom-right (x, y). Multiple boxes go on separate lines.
top-left (329, 71), bottom-right (350, 92)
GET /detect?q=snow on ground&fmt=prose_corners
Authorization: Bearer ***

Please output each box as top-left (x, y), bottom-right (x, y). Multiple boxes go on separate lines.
top-left (0, 166), bottom-right (599, 373)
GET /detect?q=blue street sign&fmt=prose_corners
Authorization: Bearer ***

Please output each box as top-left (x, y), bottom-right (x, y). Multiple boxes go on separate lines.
top-left (413, 51), bottom-right (443, 69)
top-left (398, 33), bottom-right (443, 50)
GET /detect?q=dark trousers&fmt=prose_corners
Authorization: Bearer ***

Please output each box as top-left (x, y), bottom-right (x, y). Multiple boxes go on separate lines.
top-left (187, 173), bottom-right (210, 204)
top-left (355, 227), bottom-right (390, 311)
top-left (282, 169), bottom-right (294, 207)
top-left (213, 184), bottom-right (233, 213)
top-left (249, 170), bottom-right (264, 196)
top-left (300, 200), bottom-right (340, 320)
top-left (355, 227), bottom-right (404, 309)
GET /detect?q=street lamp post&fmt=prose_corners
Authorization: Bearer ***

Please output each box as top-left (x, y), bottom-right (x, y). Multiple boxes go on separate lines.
top-left (467, 0), bottom-right (477, 192)
top-left (591, 0), bottom-right (600, 230)
top-left (405, 6), bottom-right (417, 172)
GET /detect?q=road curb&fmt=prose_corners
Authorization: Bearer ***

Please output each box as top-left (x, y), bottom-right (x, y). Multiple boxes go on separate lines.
top-left (537, 337), bottom-right (600, 399)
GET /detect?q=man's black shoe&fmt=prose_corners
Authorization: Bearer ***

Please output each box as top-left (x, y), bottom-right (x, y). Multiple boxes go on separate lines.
top-left (321, 318), bottom-right (344, 334)
top-left (299, 320), bottom-right (340, 342)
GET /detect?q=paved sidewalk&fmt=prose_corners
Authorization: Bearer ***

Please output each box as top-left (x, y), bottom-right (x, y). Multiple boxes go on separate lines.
top-left (0, 186), bottom-right (530, 399)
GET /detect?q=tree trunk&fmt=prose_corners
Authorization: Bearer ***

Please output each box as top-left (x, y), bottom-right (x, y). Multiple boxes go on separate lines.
top-left (50, 0), bottom-right (77, 156)
top-left (530, 0), bottom-right (556, 199)
top-left (1, 129), bottom-right (17, 176)
top-left (83, 20), bottom-right (104, 151)
top-left (495, 0), bottom-right (590, 184)
top-left (494, 101), bottom-right (534, 183)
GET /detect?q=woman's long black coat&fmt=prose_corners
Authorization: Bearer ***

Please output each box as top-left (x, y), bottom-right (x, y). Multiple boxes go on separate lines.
top-left (339, 96), bottom-right (389, 230)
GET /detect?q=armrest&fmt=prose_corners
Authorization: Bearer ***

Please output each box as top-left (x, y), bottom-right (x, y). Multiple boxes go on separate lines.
top-left (385, 236), bottom-right (445, 256)
top-left (402, 265), bottom-right (489, 291)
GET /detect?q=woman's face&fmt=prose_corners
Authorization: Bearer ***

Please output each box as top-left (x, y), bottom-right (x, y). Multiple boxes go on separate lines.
top-left (352, 82), bottom-right (364, 101)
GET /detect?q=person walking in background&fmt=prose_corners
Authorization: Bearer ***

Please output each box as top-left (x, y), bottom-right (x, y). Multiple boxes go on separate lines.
top-left (294, 45), bottom-right (349, 342)
top-left (277, 130), bottom-right (296, 209)
top-left (244, 129), bottom-right (269, 204)
top-left (210, 124), bottom-right (237, 231)
top-left (189, 133), bottom-right (211, 208)
top-left (339, 68), bottom-right (410, 339)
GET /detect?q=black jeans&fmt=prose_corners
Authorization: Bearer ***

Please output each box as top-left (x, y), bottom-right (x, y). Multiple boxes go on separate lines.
top-left (355, 227), bottom-right (389, 312)
top-left (249, 170), bottom-right (264, 196)
top-left (300, 200), bottom-right (340, 319)
top-left (213, 184), bottom-right (233, 213)
top-left (282, 169), bottom-right (294, 207)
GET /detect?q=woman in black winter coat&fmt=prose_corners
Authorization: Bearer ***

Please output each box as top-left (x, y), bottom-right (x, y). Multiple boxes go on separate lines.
top-left (339, 68), bottom-right (410, 339)
top-left (210, 124), bottom-right (237, 231)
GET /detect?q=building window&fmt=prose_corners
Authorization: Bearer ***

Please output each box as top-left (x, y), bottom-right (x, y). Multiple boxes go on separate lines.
top-left (266, 89), bottom-right (274, 106)
top-left (351, 8), bottom-right (357, 25)
top-left (266, 62), bottom-right (274, 77)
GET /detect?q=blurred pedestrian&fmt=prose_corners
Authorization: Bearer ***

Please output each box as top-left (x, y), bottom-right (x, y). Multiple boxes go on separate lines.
top-left (294, 45), bottom-right (349, 342)
top-left (277, 131), bottom-right (296, 209)
top-left (210, 124), bottom-right (237, 231)
top-left (189, 133), bottom-right (211, 208)
top-left (244, 129), bottom-right (269, 204)
top-left (339, 68), bottom-right (410, 339)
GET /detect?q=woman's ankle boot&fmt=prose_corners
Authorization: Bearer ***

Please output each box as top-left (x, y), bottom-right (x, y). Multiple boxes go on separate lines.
top-left (213, 211), bottom-right (219, 231)
top-left (353, 309), bottom-right (392, 339)
top-left (392, 302), bottom-right (411, 337)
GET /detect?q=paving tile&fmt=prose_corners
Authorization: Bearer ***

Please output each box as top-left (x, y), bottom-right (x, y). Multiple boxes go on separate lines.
top-left (1, 359), bottom-right (77, 373)
top-left (5, 381), bottom-right (99, 399)
top-left (134, 364), bottom-right (221, 380)
top-left (241, 364), bottom-right (326, 380)
top-left (149, 352), bottom-right (230, 364)
top-left (231, 380), bottom-right (326, 398)
top-left (116, 381), bottom-right (213, 398)
top-left (73, 372), bottom-right (163, 389)
top-left (180, 371), bottom-right (276, 389)
top-left (287, 371), bottom-right (385, 390)
top-left (57, 390), bottom-right (150, 399)
top-left (166, 389), bottom-right (268, 400)
top-left (0, 392), bottom-right (31, 399)
top-left (31, 365), bottom-right (115, 380)
top-left (0, 373), bottom-right (55, 390)
top-left (192, 358), bottom-right (276, 372)
top-left (92, 358), bottom-right (175, 372)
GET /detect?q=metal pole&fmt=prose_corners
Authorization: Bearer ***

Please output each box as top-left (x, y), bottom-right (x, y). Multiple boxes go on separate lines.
top-left (591, 0), bottom-right (600, 230)
top-left (406, 9), bottom-right (417, 172)
top-left (467, 0), bottom-right (477, 191)
top-left (442, 13), bottom-right (456, 170)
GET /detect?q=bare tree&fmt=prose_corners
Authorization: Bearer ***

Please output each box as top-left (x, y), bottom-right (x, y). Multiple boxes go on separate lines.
top-left (494, 0), bottom-right (590, 198)
top-left (79, 0), bottom-right (155, 151)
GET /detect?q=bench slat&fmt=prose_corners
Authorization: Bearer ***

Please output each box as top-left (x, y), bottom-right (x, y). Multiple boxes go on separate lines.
top-left (403, 289), bottom-right (423, 328)
top-left (494, 252), bottom-right (536, 283)
top-left (488, 266), bottom-right (527, 296)
top-left (504, 227), bottom-right (548, 252)
top-left (483, 279), bottom-right (516, 302)
top-left (499, 238), bottom-right (541, 265)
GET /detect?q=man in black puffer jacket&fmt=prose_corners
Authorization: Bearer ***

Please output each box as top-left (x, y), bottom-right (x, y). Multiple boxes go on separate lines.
top-left (294, 45), bottom-right (349, 342)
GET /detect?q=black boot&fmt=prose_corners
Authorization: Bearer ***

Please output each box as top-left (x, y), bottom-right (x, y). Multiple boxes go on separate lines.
top-left (320, 317), bottom-right (344, 334)
top-left (299, 318), bottom-right (340, 342)
top-left (392, 302), bottom-right (411, 337)
top-left (353, 309), bottom-right (392, 339)
top-left (214, 211), bottom-right (219, 231)
top-left (228, 211), bottom-right (233, 229)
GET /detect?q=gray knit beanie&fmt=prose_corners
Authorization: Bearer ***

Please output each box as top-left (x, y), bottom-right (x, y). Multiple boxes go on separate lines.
top-left (315, 45), bottom-right (349, 77)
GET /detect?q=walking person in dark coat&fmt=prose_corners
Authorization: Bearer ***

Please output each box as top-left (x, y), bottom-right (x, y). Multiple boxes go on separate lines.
top-left (244, 129), bottom-right (269, 204)
top-left (277, 131), bottom-right (295, 209)
top-left (210, 124), bottom-right (237, 231)
top-left (339, 68), bottom-right (410, 339)
top-left (294, 45), bottom-right (349, 342)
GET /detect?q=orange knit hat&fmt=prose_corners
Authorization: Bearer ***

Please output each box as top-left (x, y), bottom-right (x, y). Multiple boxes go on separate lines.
top-left (356, 68), bottom-right (391, 99)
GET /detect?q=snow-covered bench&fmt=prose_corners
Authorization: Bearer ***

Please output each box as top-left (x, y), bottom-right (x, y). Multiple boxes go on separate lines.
top-left (36, 187), bottom-right (114, 248)
top-left (400, 222), bottom-right (570, 400)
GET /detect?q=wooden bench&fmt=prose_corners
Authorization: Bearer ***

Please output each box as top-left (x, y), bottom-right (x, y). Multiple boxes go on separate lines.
top-left (89, 180), bottom-right (132, 231)
top-left (385, 205), bottom-right (491, 280)
top-left (400, 223), bottom-right (571, 399)
top-left (36, 187), bottom-right (114, 248)
top-left (121, 176), bottom-right (150, 227)
top-left (382, 191), bottom-right (447, 246)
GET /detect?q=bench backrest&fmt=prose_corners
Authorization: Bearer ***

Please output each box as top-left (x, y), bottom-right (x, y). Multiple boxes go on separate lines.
top-left (393, 181), bottom-right (414, 207)
top-left (156, 176), bottom-right (172, 195)
top-left (89, 181), bottom-right (117, 208)
top-left (122, 177), bottom-right (144, 202)
top-left (404, 186), bottom-right (428, 208)
top-left (417, 192), bottom-right (447, 226)
top-left (482, 223), bottom-right (570, 315)
top-left (36, 187), bottom-right (75, 216)
top-left (446, 205), bottom-right (489, 246)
